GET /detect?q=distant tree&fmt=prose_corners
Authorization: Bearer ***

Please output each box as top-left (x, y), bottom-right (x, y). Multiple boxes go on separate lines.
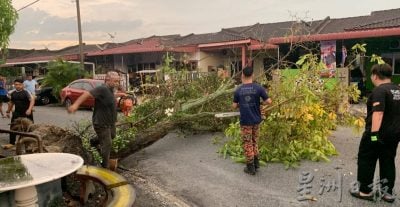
top-left (43, 59), bottom-right (88, 99)
top-left (0, 0), bottom-right (18, 63)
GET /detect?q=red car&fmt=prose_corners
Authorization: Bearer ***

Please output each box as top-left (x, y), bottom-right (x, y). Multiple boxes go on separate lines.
top-left (60, 79), bottom-right (104, 109)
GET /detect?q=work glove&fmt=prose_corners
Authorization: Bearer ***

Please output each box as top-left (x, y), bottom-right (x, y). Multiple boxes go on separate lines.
top-left (370, 131), bottom-right (379, 142)
top-left (370, 131), bottom-right (384, 144)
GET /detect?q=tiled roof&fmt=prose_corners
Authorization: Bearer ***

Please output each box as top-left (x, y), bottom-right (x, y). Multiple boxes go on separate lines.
top-left (173, 30), bottom-right (249, 46)
top-left (370, 8), bottom-right (400, 19)
top-left (5, 54), bottom-right (79, 64)
top-left (87, 36), bottom-right (196, 56)
top-left (5, 43), bottom-right (116, 64)
top-left (227, 8), bottom-right (400, 38)
top-left (88, 38), bottom-right (165, 56)
top-left (4, 49), bottom-right (40, 59)
top-left (269, 27), bottom-right (400, 44)
top-left (123, 34), bottom-right (180, 45)
top-left (171, 20), bottom-right (326, 47)
top-left (242, 20), bottom-right (324, 39)
top-left (319, 8), bottom-right (400, 34)
top-left (345, 17), bottom-right (400, 31)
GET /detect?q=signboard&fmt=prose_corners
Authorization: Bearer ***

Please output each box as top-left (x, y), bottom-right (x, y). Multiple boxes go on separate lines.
top-left (320, 40), bottom-right (336, 77)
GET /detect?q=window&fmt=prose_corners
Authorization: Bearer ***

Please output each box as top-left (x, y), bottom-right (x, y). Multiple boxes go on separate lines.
top-left (69, 82), bottom-right (82, 89)
top-left (230, 61), bottom-right (242, 77)
top-left (81, 82), bottom-right (93, 91)
top-left (394, 53), bottom-right (400, 75)
top-left (93, 81), bottom-right (104, 88)
top-left (381, 53), bottom-right (400, 75)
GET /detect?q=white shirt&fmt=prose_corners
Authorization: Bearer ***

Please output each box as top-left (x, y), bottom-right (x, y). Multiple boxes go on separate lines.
top-left (23, 79), bottom-right (38, 95)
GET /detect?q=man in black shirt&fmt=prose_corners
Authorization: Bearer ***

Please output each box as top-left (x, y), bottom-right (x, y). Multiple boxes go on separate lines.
top-left (350, 63), bottom-right (400, 203)
top-left (68, 71), bottom-right (125, 169)
top-left (6, 79), bottom-right (35, 145)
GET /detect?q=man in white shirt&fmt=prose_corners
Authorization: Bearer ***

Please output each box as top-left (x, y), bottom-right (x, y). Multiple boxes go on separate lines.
top-left (23, 75), bottom-right (38, 96)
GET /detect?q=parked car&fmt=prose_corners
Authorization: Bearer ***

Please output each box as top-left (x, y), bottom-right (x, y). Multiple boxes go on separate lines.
top-left (60, 79), bottom-right (104, 109)
top-left (35, 77), bottom-right (58, 105)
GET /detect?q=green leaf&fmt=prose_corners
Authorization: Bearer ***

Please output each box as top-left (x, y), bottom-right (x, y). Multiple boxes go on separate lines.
top-left (259, 160), bottom-right (267, 166)
top-left (232, 156), bottom-right (246, 163)
top-left (296, 55), bottom-right (308, 65)
top-left (271, 158), bottom-right (280, 162)
top-left (0, 0), bottom-right (18, 63)
top-left (370, 54), bottom-right (385, 64)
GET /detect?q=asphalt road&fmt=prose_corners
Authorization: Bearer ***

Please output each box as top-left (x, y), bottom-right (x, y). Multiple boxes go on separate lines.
top-left (0, 104), bottom-right (92, 147)
top-left (2, 104), bottom-right (399, 206)
top-left (0, 104), bottom-right (92, 130)
top-left (122, 127), bottom-right (400, 207)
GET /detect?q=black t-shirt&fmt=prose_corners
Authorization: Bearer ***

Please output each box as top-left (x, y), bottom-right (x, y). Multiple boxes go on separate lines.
top-left (233, 83), bottom-right (269, 125)
top-left (90, 85), bottom-right (117, 126)
top-left (10, 89), bottom-right (32, 113)
top-left (365, 83), bottom-right (400, 138)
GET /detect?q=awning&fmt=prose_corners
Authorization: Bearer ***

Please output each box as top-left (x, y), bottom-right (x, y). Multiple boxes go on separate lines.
top-left (2, 54), bottom-right (80, 66)
top-left (248, 43), bottom-right (278, 50)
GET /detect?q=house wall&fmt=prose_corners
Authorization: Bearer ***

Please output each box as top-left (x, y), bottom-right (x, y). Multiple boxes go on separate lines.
top-left (197, 51), bottom-right (225, 73)
top-left (186, 52), bottom-right (198, 62)
top-left (253, 56), bottom-right (264, 81)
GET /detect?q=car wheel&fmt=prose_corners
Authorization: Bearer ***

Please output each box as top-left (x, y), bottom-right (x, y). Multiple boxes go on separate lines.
top-left (40, 96), bottom-right (50, 105)
top-left (64, 98), bottom-right (72, 109)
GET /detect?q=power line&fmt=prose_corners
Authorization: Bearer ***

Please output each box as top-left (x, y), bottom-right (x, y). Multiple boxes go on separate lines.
top-left (17, 0), bottom-right (40, 12)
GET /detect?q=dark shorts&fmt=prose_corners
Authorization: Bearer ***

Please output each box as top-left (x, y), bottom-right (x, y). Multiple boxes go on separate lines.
top-left (0, 95), bottom-right (9, 103)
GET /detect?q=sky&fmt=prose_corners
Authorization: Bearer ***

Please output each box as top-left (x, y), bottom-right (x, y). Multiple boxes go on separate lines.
top-left (9, 0), bottom-right (400, 50)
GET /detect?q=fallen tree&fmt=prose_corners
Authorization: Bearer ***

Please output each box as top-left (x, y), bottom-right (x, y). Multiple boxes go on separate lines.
top-left (31, 41), bottom-right (374, 168)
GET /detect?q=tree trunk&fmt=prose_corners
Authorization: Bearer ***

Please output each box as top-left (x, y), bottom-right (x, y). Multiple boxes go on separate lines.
top-left (114, 84), bottom-right (236, 159)
top-left (115, 120), bottom-right (175, 158)
top-left (115, 112), bottom-right (217, 158)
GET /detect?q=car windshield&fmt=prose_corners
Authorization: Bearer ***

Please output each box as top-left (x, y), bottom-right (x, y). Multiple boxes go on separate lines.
top-left (94, 81), bottom-right (105, 87)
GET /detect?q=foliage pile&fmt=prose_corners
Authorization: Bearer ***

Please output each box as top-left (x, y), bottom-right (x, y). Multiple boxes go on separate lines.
top-left (124, 73), bottom-right (234, 132)
top-left (220, 53), bottom-right (365, 168)
top-left (70, 120), bottom-right (136, 166)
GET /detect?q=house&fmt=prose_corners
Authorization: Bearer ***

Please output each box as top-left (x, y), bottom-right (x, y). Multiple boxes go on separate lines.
top-left (267, 8), bottom-right (400, 89)
top-left (1, 43), bottom-right (121, 76)
top-left (3, 8), bottom-right (400, 90)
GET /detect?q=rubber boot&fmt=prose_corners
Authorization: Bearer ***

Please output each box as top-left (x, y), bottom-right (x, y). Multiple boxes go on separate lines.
top-left (244, 162), bottom-right (256, 175)
top-left (254, 156), bottom-right (260, 171)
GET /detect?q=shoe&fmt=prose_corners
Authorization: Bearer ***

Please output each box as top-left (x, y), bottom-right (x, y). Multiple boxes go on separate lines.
top-left (381, 193), bottom-right (396, 203)
top-left (350, 190), bottom-right (374, 201)
top-left (244, 163), bottom-right (256, 175)
top-left (254, 156), bottom-right (260, 171)
top-left (108, 159), bottom-right (118, 171)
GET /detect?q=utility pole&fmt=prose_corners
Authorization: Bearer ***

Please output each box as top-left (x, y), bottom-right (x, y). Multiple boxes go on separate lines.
top-left (75, 0), bottom-right (84, 74)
